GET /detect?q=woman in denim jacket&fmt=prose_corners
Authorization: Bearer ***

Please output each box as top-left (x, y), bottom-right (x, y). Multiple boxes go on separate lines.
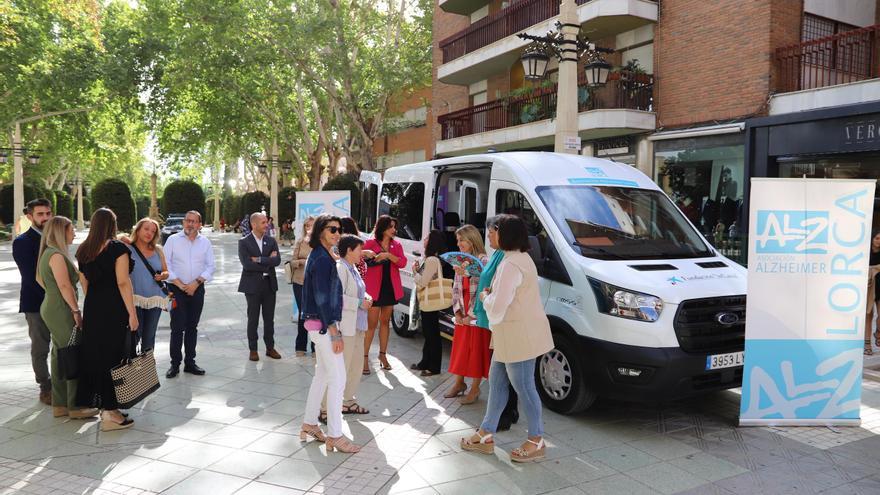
top-left (299, 214), bottom-right (360, 453)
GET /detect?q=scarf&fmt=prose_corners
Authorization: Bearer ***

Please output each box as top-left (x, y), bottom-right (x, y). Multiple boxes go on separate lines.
top-left (473, 250), bottom-right (505, 329)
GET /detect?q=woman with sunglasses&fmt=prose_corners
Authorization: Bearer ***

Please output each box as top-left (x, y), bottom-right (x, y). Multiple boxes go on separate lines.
top-left (300, 214), bottom-right (360, 453)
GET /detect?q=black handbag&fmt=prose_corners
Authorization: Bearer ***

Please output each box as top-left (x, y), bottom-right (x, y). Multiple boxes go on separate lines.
top-left (110, 330), bottom-right (160, 409)
top-left (58, 325), bottom-right (81, 380)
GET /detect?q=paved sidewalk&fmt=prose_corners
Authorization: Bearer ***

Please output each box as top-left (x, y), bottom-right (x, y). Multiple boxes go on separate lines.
top-left (1, 232), bottom-right (880, 494)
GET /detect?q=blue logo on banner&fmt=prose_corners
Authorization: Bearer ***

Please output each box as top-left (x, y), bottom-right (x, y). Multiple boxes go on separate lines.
top-left (754, 210), bottom-right (829, 254)
top-left (740, 339), bottom-right (862, 420)
top-left (298, 203), bottom-right (324, 219)
top-left (584, 167), bottom-right (608, 178)
top-left (332, 197), bottom-right (351, 215)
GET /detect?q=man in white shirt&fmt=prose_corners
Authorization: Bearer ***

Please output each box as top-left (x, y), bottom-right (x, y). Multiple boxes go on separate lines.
top-left (163, 210), bottom-right (215, 378)
top-left (237, 212), bottom-right (281, 361)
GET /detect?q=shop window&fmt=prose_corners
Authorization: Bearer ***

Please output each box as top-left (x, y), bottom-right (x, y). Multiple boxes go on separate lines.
top-left (495, 189), bottom-right (570, 284)
top-left (380, 182), bottom-right (424, 241)
top-left (654, 134), bottom-right (746, 264)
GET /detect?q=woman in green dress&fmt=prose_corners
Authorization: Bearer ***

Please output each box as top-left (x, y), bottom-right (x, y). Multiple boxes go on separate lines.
top-left (36, 216), bottom-right (98, 419)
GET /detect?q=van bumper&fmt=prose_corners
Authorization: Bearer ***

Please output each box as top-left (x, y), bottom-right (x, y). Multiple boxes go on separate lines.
top-left (575, 335), bottom-right (743, 402)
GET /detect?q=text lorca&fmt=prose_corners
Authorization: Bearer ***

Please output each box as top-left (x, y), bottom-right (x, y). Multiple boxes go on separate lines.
top-left (827, 189), bottom-right (869, 336)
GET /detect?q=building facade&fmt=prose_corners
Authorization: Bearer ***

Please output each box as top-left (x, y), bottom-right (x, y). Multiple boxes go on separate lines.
top-left (431, 0), bottom-right (880, 264)
top-left (372, 87), bottom-right (433, 171)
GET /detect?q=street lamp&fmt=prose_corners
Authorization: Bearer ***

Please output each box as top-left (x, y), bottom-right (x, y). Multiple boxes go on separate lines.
top-left (255, 140), bottom-right (293, 223)
top-left (584, 55), bottom-right (612, 88)
top-left (0, 147), bottom-right (41, 166)
top-left (521, 44), bottom-right (551, 81)
top-left (516, 22), bottom-right (614, 86)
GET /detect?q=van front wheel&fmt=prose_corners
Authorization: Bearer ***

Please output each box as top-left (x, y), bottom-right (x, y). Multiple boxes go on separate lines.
top-left (391, 310), bottom-right (417, 338)
top-left (536, 334), bottom-right (596, 414)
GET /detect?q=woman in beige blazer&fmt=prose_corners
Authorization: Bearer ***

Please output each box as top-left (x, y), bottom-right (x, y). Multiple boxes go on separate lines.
top-left (291, 216), bottom-right (315, 356)
top-left (461, 214), bottom-right (553, 463)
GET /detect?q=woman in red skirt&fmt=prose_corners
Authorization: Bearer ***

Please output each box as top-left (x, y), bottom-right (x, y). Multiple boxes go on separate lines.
top-left (445, 224), bottom-right (491, 404)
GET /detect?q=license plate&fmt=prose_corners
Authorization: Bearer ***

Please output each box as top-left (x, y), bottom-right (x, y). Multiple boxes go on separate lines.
top-left (705, 351), bottom-right (744, 370)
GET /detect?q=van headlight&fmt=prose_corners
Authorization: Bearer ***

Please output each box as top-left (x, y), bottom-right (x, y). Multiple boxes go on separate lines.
top-left (588, 278), bottom-right (663, 322)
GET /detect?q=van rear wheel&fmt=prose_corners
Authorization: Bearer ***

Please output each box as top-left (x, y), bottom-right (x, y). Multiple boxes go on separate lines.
top-left (391, 310), bottom-right (417, 338)
top-left (536, 334), bottom-right (596, 414)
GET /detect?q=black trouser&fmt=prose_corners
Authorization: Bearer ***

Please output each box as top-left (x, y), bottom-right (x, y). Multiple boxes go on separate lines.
top-left (292, 282), bottom-right (312, 353)
top-left (245, 278), bottom-right (276, 352)
top-left (417, 310), bottom-right (442, 374)
top-left (169, 285), bottom-right (204, 368)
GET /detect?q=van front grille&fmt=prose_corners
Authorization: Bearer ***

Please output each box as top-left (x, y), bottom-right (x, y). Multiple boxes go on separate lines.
top-left (673, 296), bottom-right (746, 354)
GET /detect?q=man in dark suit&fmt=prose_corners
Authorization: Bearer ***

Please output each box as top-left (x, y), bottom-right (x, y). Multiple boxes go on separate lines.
top-left (238, 212), bottom-right (282, 361)
top-left (12, 198), bottom-right (54, 404)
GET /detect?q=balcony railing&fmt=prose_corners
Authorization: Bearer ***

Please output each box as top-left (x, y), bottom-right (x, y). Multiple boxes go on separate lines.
top-left (439, 0), bottom-right (592, 64)
top-left (437, 72), bottom-right (653, 140)
top-left (776, 24), bottom-right (880, 92)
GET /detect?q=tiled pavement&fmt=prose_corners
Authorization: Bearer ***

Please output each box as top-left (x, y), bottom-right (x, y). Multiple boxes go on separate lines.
top-left (1, 232), bottom-right (880, 494)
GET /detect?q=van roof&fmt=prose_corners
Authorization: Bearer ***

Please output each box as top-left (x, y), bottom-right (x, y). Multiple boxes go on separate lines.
top-left (382, 152), bottom-right (659, 190)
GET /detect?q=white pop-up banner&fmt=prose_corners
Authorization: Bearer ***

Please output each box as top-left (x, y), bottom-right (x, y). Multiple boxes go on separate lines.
top-left (740, 178), bottom-right (875, 426)
top-left (294, 190), bottom-right (352, 236)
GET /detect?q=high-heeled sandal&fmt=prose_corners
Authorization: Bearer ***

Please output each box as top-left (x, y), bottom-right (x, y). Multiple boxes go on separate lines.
top-left (362, 354), bottom-right (371, 375)
top-left (510, 438), bottom-right (546, 463)
top-left (460, 389), bottom-right (481, 405)
top-left (326, 435), bottom-right (361, 453)
top-left (444, 384), bottom-right (466, 398)
top-left (100, 412), bottom-right (134, 432)
top-left (874, 331), bottom-right (880, 348)
top-left (378, 352), bottom-right (392, 370)
top-left (300, 423), bottom-right (326, 443)
top-left (866, 340), bottom-right (874, 356)
top-left (460, 430), bottom-right (494, 455)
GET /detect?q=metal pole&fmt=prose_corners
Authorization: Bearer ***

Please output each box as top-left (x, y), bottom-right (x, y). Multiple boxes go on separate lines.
top-left (12, 122), bottom-right (24, 234)
top-left (554, 0), bottom-right (580, 154)
top-left (270, 139), bottom-right (279, 223)
top-left (76, 166), bottom-right (85, 230)
top-left (213, 181), bottom-right (221, 229)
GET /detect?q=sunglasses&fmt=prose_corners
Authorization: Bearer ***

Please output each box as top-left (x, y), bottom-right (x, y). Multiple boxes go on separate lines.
top-left (325, 226), bottom-right (341, 234)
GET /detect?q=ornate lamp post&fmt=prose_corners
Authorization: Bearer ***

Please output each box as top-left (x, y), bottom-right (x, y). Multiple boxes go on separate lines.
top-left (516, 0), bottom-right (613, 154)
top-left (255, 139), bottom-right (292, 223)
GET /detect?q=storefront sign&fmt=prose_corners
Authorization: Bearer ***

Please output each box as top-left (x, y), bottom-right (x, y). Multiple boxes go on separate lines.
top-left (740, 178), bottom-right (874, 426)
top-left (768, 113), bottom-right (880, 156)
top-left (564, 136), bottom-right (582, 151)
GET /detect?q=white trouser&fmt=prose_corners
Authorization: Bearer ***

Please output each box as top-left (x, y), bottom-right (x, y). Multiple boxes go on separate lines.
top-left (304, 331), bottom-right (346, 437)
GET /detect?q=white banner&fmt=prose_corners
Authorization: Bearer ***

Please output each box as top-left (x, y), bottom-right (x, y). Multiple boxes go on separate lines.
top-left (294, 191), bottom-right (352, 237)
top-left (740, 178), bottom-right (875, 426)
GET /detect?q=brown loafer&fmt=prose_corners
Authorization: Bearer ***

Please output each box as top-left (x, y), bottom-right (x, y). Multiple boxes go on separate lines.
top-left (249, 351), bottom-right (259, 361)
top-left (39, 390), bottom-right (51, 405)
top-left (266, 348), bottom-right (282, 359)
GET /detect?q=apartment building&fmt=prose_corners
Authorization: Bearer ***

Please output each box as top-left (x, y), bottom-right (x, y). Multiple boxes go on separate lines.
top-left (372, 87), bottom-right (433, 171)
top-left (431, 0), bottom-right (880, 264)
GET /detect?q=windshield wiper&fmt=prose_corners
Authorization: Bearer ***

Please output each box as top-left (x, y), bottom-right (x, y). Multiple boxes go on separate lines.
top-left (570, 219), bottom-right (643, 240)
top-left (572, 241), bottom-right (626, 260)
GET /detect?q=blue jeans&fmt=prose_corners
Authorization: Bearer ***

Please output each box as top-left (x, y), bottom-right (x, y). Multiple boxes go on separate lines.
top-left (480, 359), bottom-right (544, 436)
top-left (135, 307), bottom-right (162, 353)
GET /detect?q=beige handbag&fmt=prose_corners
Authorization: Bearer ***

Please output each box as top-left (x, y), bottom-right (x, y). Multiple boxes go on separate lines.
top-left (417, 259), bottom-right (454, 312)
top-left (283, 260), bottom-right (295, 283)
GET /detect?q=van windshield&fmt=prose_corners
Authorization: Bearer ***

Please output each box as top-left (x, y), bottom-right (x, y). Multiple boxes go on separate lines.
top-left (536, 185), bottom-right (714, 260)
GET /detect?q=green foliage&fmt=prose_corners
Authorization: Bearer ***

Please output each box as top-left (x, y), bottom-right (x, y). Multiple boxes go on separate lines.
top-left (55, 190), bottom-right (73, 219)
top-left (222, 194), bottom-right (242, 224)
top-left (161, 180), bottom-right (205, 219)
top-left (91, 178), bottom-right (136, 231)
top-left (135, 196), bottom-right (151, 220)
top-left (278, 186), bottom-right (297, 223)
top-left (0, 184), bottom-right (40, 224)
top-left (74, 195), bottom-right (92, 221)
top-left (322, 173), bottom-right (359, 223)
top-left (241, 191), bottom-right (269, 218)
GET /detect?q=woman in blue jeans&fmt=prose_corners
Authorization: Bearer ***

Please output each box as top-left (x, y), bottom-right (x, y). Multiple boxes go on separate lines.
top-left (127, 218), bottom-right (169, 353)
top-left (461, 215), bottom-right (554, 463)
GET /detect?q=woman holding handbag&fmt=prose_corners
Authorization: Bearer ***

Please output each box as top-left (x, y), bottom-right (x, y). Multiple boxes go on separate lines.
top-left (411, 230), bottom-right (453, 377)
top-left (300, 215), bottom-right (361, 453)
top-left (291, 216), bottom-right (315, 357)
top-left (127, 218), bottom-right (169, 353)
top-left (75, 208), bottom-right (138, 431)
top-left (36, 216), bottom-right (98, 420)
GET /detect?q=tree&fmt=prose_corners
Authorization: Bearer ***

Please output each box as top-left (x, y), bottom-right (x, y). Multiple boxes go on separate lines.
top-left (91, 178), bottom-right (136, 231)
top-left (161, 180), bottom-right (205, 219)
top-left (74, 195), bottom-right (92, 222)
top-left (55, 190), bottom-right (73, 219)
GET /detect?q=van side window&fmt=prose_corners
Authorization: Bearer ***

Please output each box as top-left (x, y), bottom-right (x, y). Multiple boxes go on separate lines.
top-left (495, 189), bottom-right (571, 285)
top-left (359, 183), bottom-right (378, 234)
top-left (380, 182), bottom-right (425, 241)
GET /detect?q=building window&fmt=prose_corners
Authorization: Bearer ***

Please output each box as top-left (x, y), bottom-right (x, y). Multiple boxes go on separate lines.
top-left (380, 182), bottom-right (425, 241)
top-left (802, 13), bottom-right (857, 42)
top-left (654, 133), bottom-right (746, 263)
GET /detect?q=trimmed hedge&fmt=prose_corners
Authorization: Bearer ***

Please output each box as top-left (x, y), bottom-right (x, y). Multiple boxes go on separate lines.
top-left (0, 183), bottom-right (43, 224)
top-left (222, 194), bottom-right (242, 224)
top-left (55, 190), bottom-right (72, 219)
top-left (241, 191), bottom-right (269, 219)
top-left (91, 178), bottom-right (136, 231)
top-left (161, 180), bottom-right (205, 220)
top-left (278, 186), bottom-right (297, 223)
top-left (73, 195), bottom-right (92, 221)
top-left (135, 196), bottom-right (151, 220)
top-left (322, 173), bottom-right (359, 222)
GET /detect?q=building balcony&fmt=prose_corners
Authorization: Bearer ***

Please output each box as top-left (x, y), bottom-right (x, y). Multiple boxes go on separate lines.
top-left (439, 0), bottom-right (491, 16)
top-left (437, 0), bottom-right (658, 86)
top-left (771, 24), bottom-right (880, 114)
top-left (436, 72), bottom-right (655, 156)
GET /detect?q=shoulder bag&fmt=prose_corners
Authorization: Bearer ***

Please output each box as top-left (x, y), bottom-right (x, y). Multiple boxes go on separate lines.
top-left (131, 244), bottom-right (176, 311)
top-left (417, 258), bottom-right (454, 312)
top-left (58, 325), bottom-right (82, 380)
top-left (110, 329), bottom-right (160, 409)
